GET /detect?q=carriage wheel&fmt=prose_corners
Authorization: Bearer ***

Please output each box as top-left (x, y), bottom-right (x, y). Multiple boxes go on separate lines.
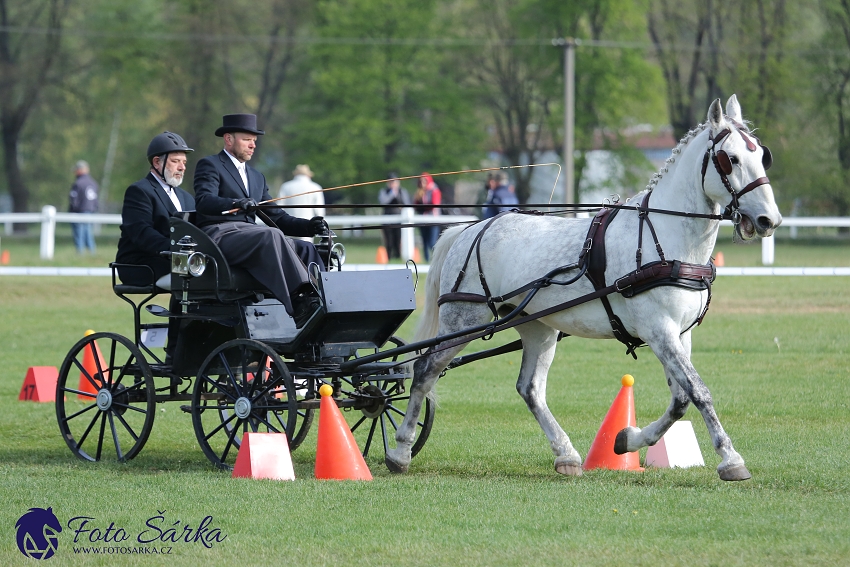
top-left (55, 332), bottom-right (155, 462)
top-left (347, 380), bottom-right (435, 461)
top-left (346, 336), bottom-right (435, 461)
top-left (191, 339), bottom-right (303, 470)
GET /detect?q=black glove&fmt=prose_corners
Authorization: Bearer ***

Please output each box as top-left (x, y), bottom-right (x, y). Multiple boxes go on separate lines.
top-left (309, 216), bottom-right (326, 235)
top-left (234, 198), bottom-right (258, 212)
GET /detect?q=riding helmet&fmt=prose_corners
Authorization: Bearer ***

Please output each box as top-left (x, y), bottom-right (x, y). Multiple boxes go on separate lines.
top-left (147, 132), bottom-right (193, 164)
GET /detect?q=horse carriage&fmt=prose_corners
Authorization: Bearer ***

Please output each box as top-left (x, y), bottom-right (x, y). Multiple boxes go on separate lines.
top-left (56, 96), bottom-right (780, 481)
top-left (55, 215), bottom-right (435, 469)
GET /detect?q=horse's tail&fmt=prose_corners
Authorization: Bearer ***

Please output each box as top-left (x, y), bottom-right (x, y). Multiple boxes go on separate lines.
top-left (413, 224), bottom-right (468, 342)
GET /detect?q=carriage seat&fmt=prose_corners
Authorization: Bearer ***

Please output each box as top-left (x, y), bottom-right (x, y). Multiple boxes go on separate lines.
top-left (169, 215), bottom-right (271, 302)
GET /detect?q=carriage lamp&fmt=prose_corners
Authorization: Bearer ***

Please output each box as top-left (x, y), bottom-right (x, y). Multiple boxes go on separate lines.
top-left (171, 236), bottom-right (207, 278)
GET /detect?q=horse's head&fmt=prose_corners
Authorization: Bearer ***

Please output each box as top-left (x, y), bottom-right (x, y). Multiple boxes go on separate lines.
top-left (703, 95), bottom-right (782, 240)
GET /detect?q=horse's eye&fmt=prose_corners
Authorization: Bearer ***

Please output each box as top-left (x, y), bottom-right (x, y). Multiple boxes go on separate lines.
top-left (729, 155), bottom-right (739, 165)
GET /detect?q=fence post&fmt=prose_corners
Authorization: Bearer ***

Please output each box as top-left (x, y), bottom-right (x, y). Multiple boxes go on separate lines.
top-left (401, 207), bottom-right (415, 261)
top-left (40, 205), bottom-right (57, 260)
top-left (761, 234), bottom-right (775, 266)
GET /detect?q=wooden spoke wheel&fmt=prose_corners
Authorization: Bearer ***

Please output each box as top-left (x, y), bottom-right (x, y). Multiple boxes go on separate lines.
top-left (191, 339), bottom-right (304, 470)
top-left (56, 332), bottom-right (155, 462)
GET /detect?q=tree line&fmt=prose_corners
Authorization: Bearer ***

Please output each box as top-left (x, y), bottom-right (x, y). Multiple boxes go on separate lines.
top-left (1, 0), bottom-right (849, 221)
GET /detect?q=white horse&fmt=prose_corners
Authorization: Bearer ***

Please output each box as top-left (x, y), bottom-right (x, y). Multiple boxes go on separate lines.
top-left (387, 95), bottom-right (781, 481)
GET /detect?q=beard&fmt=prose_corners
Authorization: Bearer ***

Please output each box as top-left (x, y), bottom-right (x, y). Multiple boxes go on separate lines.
top-left (232, 147), bottom-right (253, 162)
top-left (163, 168), bottom-right (184, 187)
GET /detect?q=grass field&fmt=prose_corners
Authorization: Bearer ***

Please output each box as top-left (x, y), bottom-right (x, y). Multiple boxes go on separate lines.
top-left (0, 233), bottom-right (848, 565)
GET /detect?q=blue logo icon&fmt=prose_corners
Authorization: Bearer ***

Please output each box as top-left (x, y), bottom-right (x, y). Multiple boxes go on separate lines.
top-left (15, 507), bottom-right (62, 560)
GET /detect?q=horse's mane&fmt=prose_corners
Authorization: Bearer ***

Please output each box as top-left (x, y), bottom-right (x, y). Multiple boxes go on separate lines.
top-left (644, 122), bottom-right (709, 192)
top-left (644, 116), bottom-right (756, 192)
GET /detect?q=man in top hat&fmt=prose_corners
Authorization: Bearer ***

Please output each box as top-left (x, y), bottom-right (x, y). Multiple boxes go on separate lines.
top-left (278, 164), bottom-right (325, 241)
top-left (193, 113), bottom-right (326, 328)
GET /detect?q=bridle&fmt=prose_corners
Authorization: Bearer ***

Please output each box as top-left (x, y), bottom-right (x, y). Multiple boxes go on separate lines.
top-left (701, 122), bottom-right (773, 223)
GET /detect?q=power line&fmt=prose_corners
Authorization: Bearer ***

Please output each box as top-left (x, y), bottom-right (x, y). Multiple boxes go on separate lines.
top-left (1, 25), bottom-right (847, 56)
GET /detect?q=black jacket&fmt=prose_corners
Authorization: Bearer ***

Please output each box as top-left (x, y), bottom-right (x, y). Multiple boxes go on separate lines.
top-left (193, 150), bottom-right (312, 236)
top-left (69, 173), bottom-right (99, 213)
top-left (115, 173), bottom-right (195, 285)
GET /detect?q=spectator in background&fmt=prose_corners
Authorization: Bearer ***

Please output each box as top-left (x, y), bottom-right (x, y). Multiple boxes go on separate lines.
top-left (482, 172), bottom-right (518, 219)
top-left (378, 172), bottom-right (411, 259)
top-left (68, 160), bottom-right (99, 254)
top-left (414, 172), bottom-right (441, 262)
top-left (279, 164), bottom-right (325, 241)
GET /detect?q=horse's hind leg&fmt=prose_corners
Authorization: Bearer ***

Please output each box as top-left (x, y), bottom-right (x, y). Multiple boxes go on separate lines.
top-left (385, 341), bottom-right (466, 473)
top-left (515, 321), bottom-right (583, 476)
top-left (615, 327), bottom-right (751, 481)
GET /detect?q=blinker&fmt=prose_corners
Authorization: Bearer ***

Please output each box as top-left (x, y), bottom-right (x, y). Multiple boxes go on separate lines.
top-left (716, 150), bottom-right (733, 175)
top-left (761, 145), bottom-right (773, 170)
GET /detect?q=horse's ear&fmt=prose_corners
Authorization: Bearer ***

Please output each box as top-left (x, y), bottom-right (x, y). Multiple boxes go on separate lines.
top-left (707, 98), bottom-right (724, 131)
top-left (726, 94), bottom-right (743, 123)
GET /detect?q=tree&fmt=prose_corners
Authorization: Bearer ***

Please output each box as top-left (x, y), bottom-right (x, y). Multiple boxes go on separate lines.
top-left (647, 0), bottom-right (791, 139)
top-left (807, 0), bottom-right (850, 217)
top-left (452, 0), bottom-right (665, 202)
top-left (288, 0), bottom-right (482, 203)
top-left (0, 0), bottom-right (71, 222)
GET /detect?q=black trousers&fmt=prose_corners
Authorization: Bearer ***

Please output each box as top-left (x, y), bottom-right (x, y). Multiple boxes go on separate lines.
top-left (203, 222), bottom-right (322, 315)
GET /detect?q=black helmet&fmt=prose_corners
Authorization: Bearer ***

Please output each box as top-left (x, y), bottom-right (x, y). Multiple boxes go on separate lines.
top-left (147, 132), bottom-right (193, 164)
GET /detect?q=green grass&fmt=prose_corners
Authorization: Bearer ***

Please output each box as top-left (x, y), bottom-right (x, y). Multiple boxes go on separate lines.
top-left (0, 254), bottom-right (849, 564)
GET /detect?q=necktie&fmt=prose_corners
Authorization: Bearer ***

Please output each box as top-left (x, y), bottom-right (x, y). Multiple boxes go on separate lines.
top-left (238, 163), bottom-right (249, 195)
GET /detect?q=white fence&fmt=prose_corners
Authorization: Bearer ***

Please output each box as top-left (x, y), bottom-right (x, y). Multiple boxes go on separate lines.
top-left (0, 206), bottom-right (478, 261)
top-left (0, 206), bottom-right (848, 264)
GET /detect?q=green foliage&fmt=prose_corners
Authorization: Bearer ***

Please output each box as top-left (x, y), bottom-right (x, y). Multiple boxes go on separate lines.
top-left (0, 0), bottom-right (849, 218)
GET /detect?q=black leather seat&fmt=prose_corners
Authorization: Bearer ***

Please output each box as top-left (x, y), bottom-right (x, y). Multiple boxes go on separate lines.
top-left (169, 217), bottom-right (271, 302)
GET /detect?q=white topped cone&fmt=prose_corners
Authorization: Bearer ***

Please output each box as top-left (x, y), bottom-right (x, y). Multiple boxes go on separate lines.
top-left (645, 420), bottom-right (705, 469)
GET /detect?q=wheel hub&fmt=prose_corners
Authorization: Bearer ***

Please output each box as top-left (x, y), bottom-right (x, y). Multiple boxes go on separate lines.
top-left (96, 389), bottom-right (112, 411)
top-left (359, 384), bottom-right (387, 419)
top-left (234, 396), bottom-right (252, 419)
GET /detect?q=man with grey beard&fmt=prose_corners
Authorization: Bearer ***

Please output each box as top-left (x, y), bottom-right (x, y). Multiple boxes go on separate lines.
top-left (115, 132), bottom-right (195, 362)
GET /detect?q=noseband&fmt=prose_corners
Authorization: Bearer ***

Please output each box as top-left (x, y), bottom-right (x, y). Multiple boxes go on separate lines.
top-left (700, 124), bottom-right (772, 222)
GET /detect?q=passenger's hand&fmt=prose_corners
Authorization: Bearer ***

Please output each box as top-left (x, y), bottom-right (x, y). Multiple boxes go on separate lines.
top-left (235, 198), bottom-right (258, 212)
top-left (309, 216), bottom-right (326, 235)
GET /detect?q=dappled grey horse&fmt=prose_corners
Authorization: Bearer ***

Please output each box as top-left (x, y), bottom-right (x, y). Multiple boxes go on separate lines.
top-left (387, 95), bottom-right (781, 481)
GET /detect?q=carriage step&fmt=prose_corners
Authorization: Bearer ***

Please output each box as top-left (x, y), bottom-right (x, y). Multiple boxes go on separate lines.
top-left (180, 405), bottom-right (192, 414)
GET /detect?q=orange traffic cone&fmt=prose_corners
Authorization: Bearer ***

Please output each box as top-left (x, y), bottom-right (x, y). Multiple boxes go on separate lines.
top-left (376, 246), bottom-right (389, 264)
top-left (714, 251), bottom-right (725, 267)
top-left (412, 247), bottom-right (421, 263)
top-left (583, 374), bottom-right (644, 472)
top-left (1, 250), bottom-right (9, 265)
top-left (314, 384), bottom-right (372, 480)
top-left (78, 330), bottom-right (107, 401)
top-left (232, 432), bottom-right (295, 481)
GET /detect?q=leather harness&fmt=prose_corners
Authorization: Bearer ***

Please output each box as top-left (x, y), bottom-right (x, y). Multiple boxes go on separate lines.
top-left (438, 198), bottom-right (715, 359)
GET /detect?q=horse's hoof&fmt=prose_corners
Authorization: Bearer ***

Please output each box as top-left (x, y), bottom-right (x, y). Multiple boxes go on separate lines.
top-left (385, 455), bottom-right (409, 474)
top-left (718, 464), bottom-right (751, 481)
top-left (554, 457), bottom-right (583, 477)
top-left (613, 429), bottom-right (630, 455)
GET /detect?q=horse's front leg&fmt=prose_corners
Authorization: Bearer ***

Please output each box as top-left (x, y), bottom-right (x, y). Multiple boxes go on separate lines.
top-left (515, 320), bottom-right (583, 476)
top-left (615, 326), bottom-right (751, 481)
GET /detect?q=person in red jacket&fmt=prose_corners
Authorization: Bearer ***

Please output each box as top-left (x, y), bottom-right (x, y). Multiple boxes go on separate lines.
top-left (413, 172), bottom-right (441, 262)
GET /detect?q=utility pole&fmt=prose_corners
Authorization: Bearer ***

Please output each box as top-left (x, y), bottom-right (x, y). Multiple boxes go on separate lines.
top-left (553, 37), bottom-right (577, 208)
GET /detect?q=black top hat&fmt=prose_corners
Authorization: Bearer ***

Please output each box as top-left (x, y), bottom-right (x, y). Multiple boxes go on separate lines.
top-left (215, 113), bottom-right (265, 137)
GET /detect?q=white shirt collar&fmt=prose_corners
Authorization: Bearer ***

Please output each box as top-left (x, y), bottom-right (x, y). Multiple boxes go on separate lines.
top-left (151, 171), bottom-right (183, 212)
top-left (224, 149), bottom-right (244, 170)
